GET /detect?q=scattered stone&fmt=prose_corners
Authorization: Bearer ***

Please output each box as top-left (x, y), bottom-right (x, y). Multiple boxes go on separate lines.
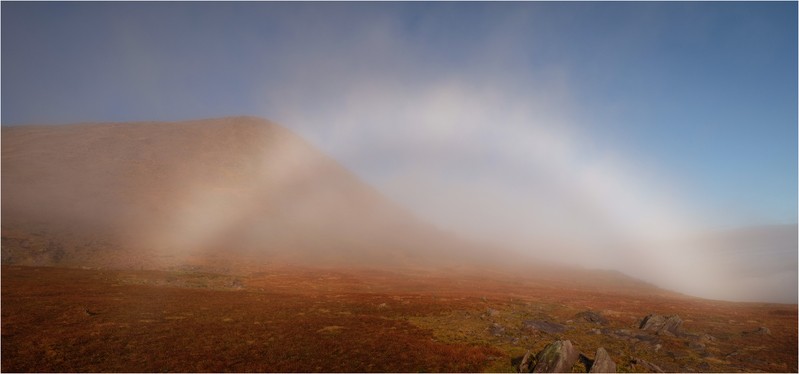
top-left (577, 353), bottom-right (593, 371)
top-left (590, 328), bottom-right (601, 335)
top-left (532, 340), bottom-right (579, 373)
top-left (668, 350), bottom-right (689, 360)
top-left (742, 326), bottom-right (770, 336)
top-left (489, 323), bottom-right (505, 336)
top-left (82, 308), bottom-right (99, 316)
top-left (607, 329), bottom-right (659, 345)
top-left (639, 314), bottom-right (682, 335)
top-left (589, 347), bottom-right (616, 373)
top-left (654, 344), bottom-right (662, 352)
top-left (228, 278), bottom-right (244, 289)
top-left (575, 310), bottom-right (608, 325)
top-left (687, 340), bottom-right (706, 351)
top-left (518, 350), bottom-right (535, 373)
top-left (523, 320), bottom-right (568, 334)
top-left (377, 303), bottom-right (388, 309)
top-left (630, 357), bottom-right (664, 373)
top-left (486, 308), bottom-right (500, 317)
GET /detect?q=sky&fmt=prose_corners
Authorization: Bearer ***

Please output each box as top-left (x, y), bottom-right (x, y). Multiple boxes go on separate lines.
top-left (2, 2), bottom-right (797, 301)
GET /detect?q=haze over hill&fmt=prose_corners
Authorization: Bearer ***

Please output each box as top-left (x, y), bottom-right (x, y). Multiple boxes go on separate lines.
top-left (2, 117), bottom-right (492, 271)
top-left (2, 116), bottom-right (796, 303)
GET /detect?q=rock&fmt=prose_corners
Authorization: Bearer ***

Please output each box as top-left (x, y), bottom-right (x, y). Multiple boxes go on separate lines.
top-left (630, 357), bottom-right (664, 373)
top-left (82, 308), bottom-right (99, 316)
top-left (609, 329), bottom-right (658, 344)
top-left (575, 310), bottom-right (608, 325)
top-left (532, 340), bottom-right (579, 373)
top-left (486, 308), bottom-right (500, 317)
top-left (522, 320), bottom-right (568, 334)
top-left (687, 340), bottom-right (706, 351)
top-left (577, 353), bottom-right (593, 371)
top-left (518, 350), bottom-right (535, 373)
top-left (742, 326), bottom-right (770, 336)
top-left (639, 314), bottom-right (682, 335)
top-left (590, 328), bottom-right (602, 335)
top-left (589, 347), bottom-right (616, 373)
top-left (489, 323), bottom-right (505, 337)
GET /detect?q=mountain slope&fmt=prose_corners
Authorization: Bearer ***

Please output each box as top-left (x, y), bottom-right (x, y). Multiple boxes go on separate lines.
top-left (2, 116), bottom-right (470, 271)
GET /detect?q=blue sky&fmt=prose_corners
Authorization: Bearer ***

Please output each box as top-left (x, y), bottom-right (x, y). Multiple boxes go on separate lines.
top-left (2, 3), bottom-right (796, 242)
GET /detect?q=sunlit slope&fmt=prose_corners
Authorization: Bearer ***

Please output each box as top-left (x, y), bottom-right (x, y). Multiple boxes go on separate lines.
top-left (2, 116), bottom-right (471, 270)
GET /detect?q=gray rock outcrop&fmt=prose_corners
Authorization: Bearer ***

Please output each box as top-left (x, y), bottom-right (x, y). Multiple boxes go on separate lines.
top-left (575, 310), bottom-right (608, 325)
top-left (588, 347), bottom-right (616, 373)
top-left (532, 340), bottom-right (579, 373)
top-left (639, 314), bottom-right (682, 335)
top-left (523, 320), bottom-right (568, 334)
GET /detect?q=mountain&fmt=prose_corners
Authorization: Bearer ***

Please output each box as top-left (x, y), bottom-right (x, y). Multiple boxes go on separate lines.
top-left (2, 116), bottom-right (477, 272)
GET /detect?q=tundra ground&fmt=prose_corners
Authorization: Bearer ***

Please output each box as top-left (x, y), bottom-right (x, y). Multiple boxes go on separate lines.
top-left (2, 265), bottom-right (795, 372)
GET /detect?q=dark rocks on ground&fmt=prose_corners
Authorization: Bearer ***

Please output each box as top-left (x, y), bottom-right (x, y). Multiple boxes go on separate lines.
top-left (668, 350), bottom-right (690, 360)
top-left (577, 353), bottom-right (593, 371)
top-left (742, 326), bottom-right (770, 336)
top-left (228, 278), bottom-right (244, 289)
top-left (517, 350), bottom-right (535, 373)
top-left (630, 357), bottom-right (664, 373)
top-left (82, 308), bottom-right (99, 316)
top-left (588, 347), bottom-right (616, 373)
top-left (522, 320), bottom-right (568, 334)
top-left (608, 329), bottom-right (660, 345)
top-left (687, 340), bottom-right (706, 351)
top-left (532, 340), bottom-right (579, 373)
top-left (639, 314), bottom-right (682, 335)
top-left (575, 310), bottom-right (608, 325)
top-left (489, 323), bottom-right (505, 337)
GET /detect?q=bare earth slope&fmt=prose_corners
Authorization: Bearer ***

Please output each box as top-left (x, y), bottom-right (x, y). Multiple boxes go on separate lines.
top-left (2, 116), bottom-right (476, 271)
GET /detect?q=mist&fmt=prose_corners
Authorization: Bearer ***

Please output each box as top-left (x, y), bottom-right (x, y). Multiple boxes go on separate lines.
top-left (243, 5), bottom-right (796, 302)
top-left (2, 2), bottom-right (796, 302)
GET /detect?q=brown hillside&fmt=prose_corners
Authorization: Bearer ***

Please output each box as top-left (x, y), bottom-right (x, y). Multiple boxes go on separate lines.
top-left (2, 117), bottom-right (468, 271)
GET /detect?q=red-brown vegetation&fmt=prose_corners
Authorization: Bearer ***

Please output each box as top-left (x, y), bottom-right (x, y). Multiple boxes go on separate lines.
top-left (2, 265), bottom-right (796, 372)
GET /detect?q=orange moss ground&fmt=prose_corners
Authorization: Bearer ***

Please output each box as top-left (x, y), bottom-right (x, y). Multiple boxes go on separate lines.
top-left (2, 265), bottom-right (796, 372)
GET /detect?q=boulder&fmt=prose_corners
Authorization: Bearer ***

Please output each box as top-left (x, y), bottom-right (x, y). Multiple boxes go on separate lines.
top-left (589, 347), bottom-right (616, 373)
top-left (742, 326), bottom-right (770, 336)
top-left (639, 314), bottom-right (682, 335)
top-left (523, 320), bottom-right (568, 334)
top-left (518, 350), bottom-right (535, 373)
top-left (575, 310), bottom-right (608, 325)
top-left (489, 323), bottom-right (505, 337)
top-left (630, 357), bottom-right (664, 373)
top-left (532, 340), bottom-right (579, 373)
